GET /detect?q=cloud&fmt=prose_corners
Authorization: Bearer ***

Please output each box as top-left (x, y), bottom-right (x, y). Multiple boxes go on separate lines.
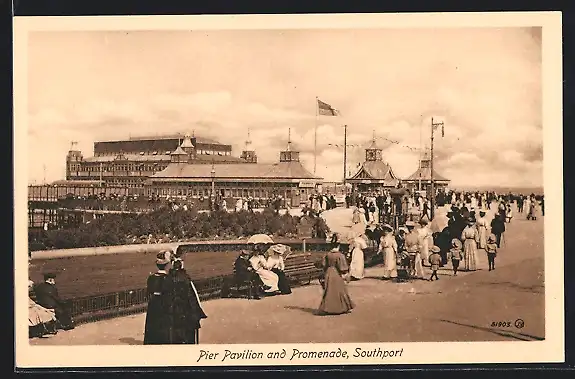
top-left (25, 28), bottom-right (542, 187)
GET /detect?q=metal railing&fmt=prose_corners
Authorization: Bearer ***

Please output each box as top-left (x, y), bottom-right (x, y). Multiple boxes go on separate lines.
top-left (68, 274), bottom-right (231, 324)
top-left (67, 267), bottom-right (325, 325)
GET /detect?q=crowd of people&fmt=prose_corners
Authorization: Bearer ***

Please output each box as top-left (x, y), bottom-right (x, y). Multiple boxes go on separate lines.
top-left (28, 187), bottom-right (544, 341)
top-left (315, 190), bottom-right (543, 316)
top-left (338, 190), bottom-right (543, 286)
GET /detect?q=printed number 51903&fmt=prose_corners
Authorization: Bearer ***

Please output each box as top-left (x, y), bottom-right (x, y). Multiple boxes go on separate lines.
top-left (491, 321), bottom-right (511, 328)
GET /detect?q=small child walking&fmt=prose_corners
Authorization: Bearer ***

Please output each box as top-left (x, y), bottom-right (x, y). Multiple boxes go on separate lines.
top-left (486, 234), bottom-right (498, 271)
top-left (449, 239), bottom-right (463, 276)
top-left (428, 246), bottom-right (442, 281)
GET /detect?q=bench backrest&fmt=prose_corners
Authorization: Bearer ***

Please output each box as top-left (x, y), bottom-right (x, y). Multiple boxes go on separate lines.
top-left (284, 253), bottom-right (319, 272)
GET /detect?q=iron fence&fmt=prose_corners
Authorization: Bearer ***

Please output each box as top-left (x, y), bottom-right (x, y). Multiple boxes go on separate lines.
top-left (68, 274), bottom-right (231, 325)
top-left (67, 269), bottom-right (323, 325)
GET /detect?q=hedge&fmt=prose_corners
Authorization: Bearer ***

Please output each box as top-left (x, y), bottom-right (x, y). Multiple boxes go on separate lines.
top-left (29, 207), bottom-right (330, 251)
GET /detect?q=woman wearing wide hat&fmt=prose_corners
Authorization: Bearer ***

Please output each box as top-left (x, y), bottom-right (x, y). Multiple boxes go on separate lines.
top-left (476, 210), bottom-right (489, 249)
top-left (318, 243), bottom-right (354, 315)
top-left (460, 217), bottom-right (480, 271)
top-left (266, 244), bottom-right (292, 295)
top-left (379, 224), bottom-right (398, 279)
top-left (167, 252), bottom-right (208, 344)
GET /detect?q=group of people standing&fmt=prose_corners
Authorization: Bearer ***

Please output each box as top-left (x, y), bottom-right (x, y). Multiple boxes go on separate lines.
top-left (309, 193), bottom-right (338, 213)
top-left (143, 250), bottom-right (207, 344)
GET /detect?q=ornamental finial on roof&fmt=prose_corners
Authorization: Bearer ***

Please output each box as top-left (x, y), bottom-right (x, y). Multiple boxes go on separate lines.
top-left (180, 132), bottom-right (194, 148)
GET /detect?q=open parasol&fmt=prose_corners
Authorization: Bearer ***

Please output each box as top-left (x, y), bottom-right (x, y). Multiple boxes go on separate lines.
top-left (247, 234), bottom-right (274, 244)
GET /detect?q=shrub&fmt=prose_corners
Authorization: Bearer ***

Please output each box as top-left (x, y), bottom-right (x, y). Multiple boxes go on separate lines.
top-left (30, 208), bottom-right (330, 250)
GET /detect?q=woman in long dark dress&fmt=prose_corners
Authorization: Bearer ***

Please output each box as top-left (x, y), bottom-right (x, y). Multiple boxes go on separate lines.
top-left (166, 256), bottom-right (208, 344)
top-left (318, 245), bottom-right (354, 315)
top-left (143, 251), bottom-right (172, 345)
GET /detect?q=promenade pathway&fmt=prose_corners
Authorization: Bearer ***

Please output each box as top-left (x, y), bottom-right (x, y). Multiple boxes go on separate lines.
top-left (31, 206), bottom-right (544, 345)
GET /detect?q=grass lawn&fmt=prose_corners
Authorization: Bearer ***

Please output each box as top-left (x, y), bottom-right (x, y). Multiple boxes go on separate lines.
top-left (29, 250), bottom-right (326, 299)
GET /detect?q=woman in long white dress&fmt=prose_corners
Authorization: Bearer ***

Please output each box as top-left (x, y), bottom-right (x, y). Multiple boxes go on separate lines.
top-left (348, 236), bottom-right (367, 281)
top-left (476, 210), bottom-right (488, 249)
top-left (249, 248), bottom-right (280, 294)
top-left (417, 219), bottom-right (432, 266)
top-left (379, 225), bottom-right (398, 279)
top-left (461, 218), bottom-right (480, 271)
top-left (358, 208), bottom-right (368, 226)
top-left (265, 244), bottom-right (292, 294)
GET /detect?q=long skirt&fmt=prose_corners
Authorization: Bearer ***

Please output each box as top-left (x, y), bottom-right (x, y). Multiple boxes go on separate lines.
top-left (318, 267), bottom-right (354, 315)
top-left (256, 269), bottom-right (279, 292)
top-left (272, 268), bottom-right (292, 294)
top-left (463, 239), bottom-right (479, 271)
top-left (414, 253), bottom-right (425, 278)
top-left (29, 301), bottom-right (58, 338)
top-left (29, 301), bottom-right (56, 327)
top-left (349, 248), bottom-right (365, 280)
top-left (420, 239), bottom-right (430, 266)
top-left (382, 247), bottom-right (397, 279)
top-left (144, 296), bottom-right (171, 345)
top-left (477, 226), bottom-right (488, 249)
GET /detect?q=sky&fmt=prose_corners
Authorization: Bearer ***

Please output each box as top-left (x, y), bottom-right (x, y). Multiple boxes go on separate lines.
top-left (26, 27), bottom-right (542, 187)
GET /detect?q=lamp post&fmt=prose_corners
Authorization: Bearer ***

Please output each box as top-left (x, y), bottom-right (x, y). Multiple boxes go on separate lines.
top-left (210, 163), bottom-right (216, 211)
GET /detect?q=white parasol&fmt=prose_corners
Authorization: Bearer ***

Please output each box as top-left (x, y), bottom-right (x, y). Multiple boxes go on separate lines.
top-left (247, 234), bottom-right (274, 244)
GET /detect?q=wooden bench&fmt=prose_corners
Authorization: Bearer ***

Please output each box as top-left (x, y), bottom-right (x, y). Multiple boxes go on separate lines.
top-left (283, 252), bottom-right (322, 285)
top-left (221, 252), bottom-right (322, 299)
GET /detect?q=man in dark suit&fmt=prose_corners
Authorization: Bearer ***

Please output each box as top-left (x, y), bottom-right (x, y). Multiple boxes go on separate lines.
top-left (33, 273), bottom-right (74, 330)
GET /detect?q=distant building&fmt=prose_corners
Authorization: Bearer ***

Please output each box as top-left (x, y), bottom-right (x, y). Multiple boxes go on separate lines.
top-left (65, 133), bottom-right (256, 188)
top-left (146, 134), bottom-right (321, 207)
top-left (346, 136), bottom-right (400, 192)
top-left (403, 151), bottom-right (450, 192)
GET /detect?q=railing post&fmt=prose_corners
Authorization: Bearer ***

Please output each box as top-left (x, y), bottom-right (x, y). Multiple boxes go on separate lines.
top-left (302, 239), bottom-right (306, 253)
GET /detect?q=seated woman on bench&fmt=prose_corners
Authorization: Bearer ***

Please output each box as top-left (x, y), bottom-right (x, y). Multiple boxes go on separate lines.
top-left (230, 250), bottom-right (267, 299)
top-left (266, 244), bottom-right (292, 295)
top-left (249, 243), bottom-right (280, 295)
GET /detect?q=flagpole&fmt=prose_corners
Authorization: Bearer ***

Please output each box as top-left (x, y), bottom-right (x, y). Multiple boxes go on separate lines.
top-left (343, 125), bottom-right (347, 184)
top-left (314, 96), bottom-right (318, 175)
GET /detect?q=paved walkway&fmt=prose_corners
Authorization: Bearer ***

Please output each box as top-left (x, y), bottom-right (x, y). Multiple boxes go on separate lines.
top-left (31, 211), bottom-right (544, 345)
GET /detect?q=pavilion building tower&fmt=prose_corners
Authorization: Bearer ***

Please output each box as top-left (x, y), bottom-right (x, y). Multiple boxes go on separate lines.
top-left (179, 133), bottom-right (197, 160)
top-left (240, 129), bottom-right (258, 163)
top-left (404, 149), bottom-right (450, 193)
top-left (346, 131), bottom-right (399, 193)
top-left (279, 128), bottom-right (300, 163)
top-left (65, 142), bottom-right (84, 180)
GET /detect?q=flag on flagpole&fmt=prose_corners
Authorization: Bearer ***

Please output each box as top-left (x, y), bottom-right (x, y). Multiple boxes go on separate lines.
top-left (317, 98), bottom-right (340, 116)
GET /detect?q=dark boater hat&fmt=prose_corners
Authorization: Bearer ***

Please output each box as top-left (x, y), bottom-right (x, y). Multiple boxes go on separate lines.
top-left (43, 272), bottom-right (56, 280)
top-left (156, 251), bottom-right (171, 265)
